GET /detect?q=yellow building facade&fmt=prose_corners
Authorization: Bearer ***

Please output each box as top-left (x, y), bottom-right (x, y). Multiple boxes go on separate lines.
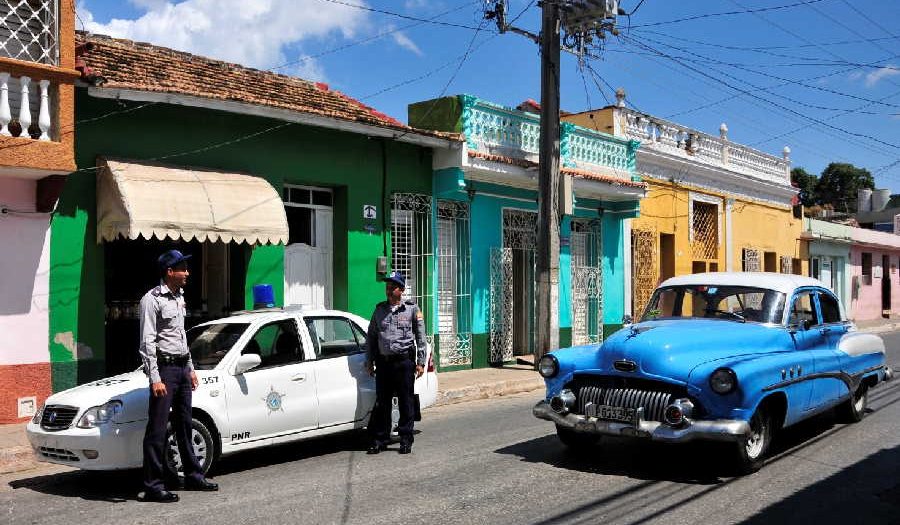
top-left (564, 92), bottom-right (806, 315)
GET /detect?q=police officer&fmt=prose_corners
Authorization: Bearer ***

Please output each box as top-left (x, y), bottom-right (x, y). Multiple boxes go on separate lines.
top-left (137, 249), bottom-right (218, 502)
top-left (365, 271), bottom-right (426, 455)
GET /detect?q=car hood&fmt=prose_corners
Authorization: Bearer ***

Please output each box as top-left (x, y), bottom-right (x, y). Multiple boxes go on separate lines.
top-left (599, 319), bottom-right (784, 381)
top-left (44, 370), bottom-right (149, 421)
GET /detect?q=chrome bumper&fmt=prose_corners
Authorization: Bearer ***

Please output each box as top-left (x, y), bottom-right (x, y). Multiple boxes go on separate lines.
top-left (533, 400), bottom-right (750, 443)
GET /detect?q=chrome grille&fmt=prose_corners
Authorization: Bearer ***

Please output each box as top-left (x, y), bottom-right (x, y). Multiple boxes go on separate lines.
top-left (39, 446), bottom-right (80, 462)
top-left (40, 405), bottom-right (79, 430)
top-left (576, 386), bottom-right (672, 422)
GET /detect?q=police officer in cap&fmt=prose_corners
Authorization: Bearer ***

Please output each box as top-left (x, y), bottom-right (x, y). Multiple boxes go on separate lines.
top-left (137, 249), bottom-right (218, 502)
top-left (365, 271), bottom-right (426, 455)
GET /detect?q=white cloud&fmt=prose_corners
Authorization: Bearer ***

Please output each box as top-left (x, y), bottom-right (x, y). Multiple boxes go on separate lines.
top-left (391, 30), bottom-right (423, 56)
top-left (76, 0), bottom-right (371, 79)
top-left (865, 65), bottom-right (900, 87)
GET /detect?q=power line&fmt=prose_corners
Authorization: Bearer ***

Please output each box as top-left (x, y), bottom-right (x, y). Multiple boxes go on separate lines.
top-left (315, 0), bottom-right (486, 30)
top-left (630, 0), bottom-right (828, 28)
top-left (633, 35), bottom-right (900, 115)
top-left (620, 34), bottom-right (900, 152)
top-left (268, 1), bottom-right (480, 72)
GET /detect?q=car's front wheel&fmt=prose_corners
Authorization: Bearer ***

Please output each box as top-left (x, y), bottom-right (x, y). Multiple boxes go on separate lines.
top-left (836, 383), bottom-right (868, 423)
top-left (733, 408), bottom-right (771, 474)
top-left (556, 425), bottom-right (600, 450)
top-left (167, 417), bottom-right (216, 475)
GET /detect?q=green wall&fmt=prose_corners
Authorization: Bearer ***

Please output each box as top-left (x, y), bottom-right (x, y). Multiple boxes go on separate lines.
top-left (48, 91), bottom-right (433, 390)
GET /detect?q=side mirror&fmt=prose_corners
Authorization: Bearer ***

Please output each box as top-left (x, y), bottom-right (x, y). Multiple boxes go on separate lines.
top-left (622, 314), bottom-right (634, 326)
top-left (234, 353), bottom-right (262, 375)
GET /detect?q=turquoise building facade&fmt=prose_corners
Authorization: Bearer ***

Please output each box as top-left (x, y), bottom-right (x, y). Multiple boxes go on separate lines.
top-left (410, 95), bottom-right (645, 371)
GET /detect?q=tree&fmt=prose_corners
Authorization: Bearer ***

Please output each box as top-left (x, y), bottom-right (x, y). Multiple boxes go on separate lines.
top-left (814, 162), bottom-right (875, 213)
top-left (790, 167), bottom-right (818, 207)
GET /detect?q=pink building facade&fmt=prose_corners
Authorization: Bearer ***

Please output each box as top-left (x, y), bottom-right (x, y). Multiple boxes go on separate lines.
top-left (849, 228), bottom-right (900, 321)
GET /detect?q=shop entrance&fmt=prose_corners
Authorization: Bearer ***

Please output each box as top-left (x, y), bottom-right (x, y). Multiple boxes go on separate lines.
top-left (103, 239), bottom-right (248, 376)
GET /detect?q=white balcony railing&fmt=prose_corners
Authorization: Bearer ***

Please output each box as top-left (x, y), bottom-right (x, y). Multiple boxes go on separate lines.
top-left (620, 108), bottom-right (790, 184)
top-left (461, 96), bottom-right (637, 178)
top-left (0, 71), bottom-right (53, 140)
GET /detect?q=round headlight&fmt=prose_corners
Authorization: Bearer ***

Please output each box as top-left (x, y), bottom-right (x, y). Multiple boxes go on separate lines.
top-left (538, 354), bottom-right (559, 378)
top-left (709, 368), bottom-right (737, 395)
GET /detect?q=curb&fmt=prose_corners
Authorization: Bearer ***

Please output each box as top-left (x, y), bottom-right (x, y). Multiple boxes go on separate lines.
top-left (0, 445), bottom-right (35, 475)
top-left (432, 376), bottom-right (544, 408)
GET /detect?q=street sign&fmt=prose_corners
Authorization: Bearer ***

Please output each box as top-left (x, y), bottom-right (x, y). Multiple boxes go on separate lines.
top-left (363, 204), bottom-right (377, 220)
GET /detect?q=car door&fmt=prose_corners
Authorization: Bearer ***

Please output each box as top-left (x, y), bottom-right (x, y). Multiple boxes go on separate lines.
top-left (303, 315), bottom-right (376, 428)
top-left (810, 289), bottom-right (849, 407)
top-left (787, 289), bottom-right (822, 413)
top-left (223, 318), bottom-right (318, 444)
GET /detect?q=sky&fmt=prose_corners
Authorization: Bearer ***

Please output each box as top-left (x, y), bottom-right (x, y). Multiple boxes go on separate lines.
top-left (76, 0), bottom-right (900, 193)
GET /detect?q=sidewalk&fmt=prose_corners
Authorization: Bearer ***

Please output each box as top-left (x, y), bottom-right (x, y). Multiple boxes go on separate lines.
top-left (3, 317), bottom-right (897, 476)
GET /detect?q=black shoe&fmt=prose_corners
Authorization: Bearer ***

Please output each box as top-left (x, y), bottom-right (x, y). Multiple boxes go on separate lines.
top-left (367, 442), bottom-right (387, 455)
top-left (138, 490), bottom-right (180, 503)
top-left (399, 444), bottom-right (412, 454)
top-left (184, 478), bottom-right (218, 492)
top-left (164, 477), bottom-right (184, 490)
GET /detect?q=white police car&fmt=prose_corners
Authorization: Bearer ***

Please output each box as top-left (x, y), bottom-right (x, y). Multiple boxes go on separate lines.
top-left (26, 307), bottom-right (438, 473)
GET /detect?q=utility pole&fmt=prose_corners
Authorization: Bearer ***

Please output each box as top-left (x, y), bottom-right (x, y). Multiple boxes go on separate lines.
top-left (535, 0), bottom-right (562, 361)
top-left (487, 1), bottom-right (622, 364)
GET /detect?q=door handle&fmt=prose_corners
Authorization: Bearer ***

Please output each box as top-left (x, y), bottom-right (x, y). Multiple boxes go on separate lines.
top-left (291, 373), bottom-right (307, 382)
top-left (820, 327), bottom-right (831, 334)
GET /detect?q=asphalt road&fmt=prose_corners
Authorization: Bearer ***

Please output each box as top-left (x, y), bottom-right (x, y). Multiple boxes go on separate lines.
top-left (3, 332), bottom-right (900, 525)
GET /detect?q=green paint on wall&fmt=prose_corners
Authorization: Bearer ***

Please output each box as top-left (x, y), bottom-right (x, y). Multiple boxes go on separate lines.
top-left (245, 244), bottom-right (284, 309)
top-left (558, 328), bottom-right (572, 349)
top-left (603, 323), bottom-right (624, 340)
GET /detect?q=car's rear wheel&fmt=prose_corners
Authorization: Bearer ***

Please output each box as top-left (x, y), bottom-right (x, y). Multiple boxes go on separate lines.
top-left (556, 425), bottom-right (600, 450)
top-left (733, 408), bottom-right (771, 475)
top-left (836, 383), bottom-right (868, 423)
top-left (167, 417), bottom-right (216, 476)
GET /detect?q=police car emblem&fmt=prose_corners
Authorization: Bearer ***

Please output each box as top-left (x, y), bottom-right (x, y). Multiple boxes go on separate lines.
top-left (262, 386), bottom-right (286, 414)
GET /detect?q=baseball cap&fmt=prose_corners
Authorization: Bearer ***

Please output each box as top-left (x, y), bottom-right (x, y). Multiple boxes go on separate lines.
top-left (158, 249), bottom-right (192, 271)
top-left (383, 271), bottom-right (406, 289)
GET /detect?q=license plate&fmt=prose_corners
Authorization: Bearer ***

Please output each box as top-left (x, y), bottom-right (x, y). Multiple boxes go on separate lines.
top-left (586, 404), bottom-right (635, 423)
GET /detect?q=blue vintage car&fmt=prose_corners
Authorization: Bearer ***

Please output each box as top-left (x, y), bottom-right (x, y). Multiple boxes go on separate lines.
top-left (534, 272), bottom-right (893, 473)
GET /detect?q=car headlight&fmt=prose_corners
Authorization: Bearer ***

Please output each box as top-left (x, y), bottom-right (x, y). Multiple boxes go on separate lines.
top-left (31, 404), bottom-right (44, 424)
top-left (538, 354), bottom-right (559, 378)
top-left (709, 368), bottom-right (737, 395)
top-left (76, 401), bottom-right (123, 429)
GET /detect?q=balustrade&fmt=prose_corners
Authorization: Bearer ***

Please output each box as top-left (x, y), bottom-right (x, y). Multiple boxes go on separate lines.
top-left (619, 108), bottom-right (788, 183)
top-left (0, 70), bottom-right (54, 140)
top-left (463, 97), bottom-right (635, 177)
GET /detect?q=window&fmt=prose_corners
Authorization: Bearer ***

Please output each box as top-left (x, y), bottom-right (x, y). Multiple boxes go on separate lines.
top-left (188, 322), bottom-right (249, 369)
top-left (0, 0), bottom-right (59, 65)
top-left (642, 285), bottom-right (786, 324)
top-left (789, 292), bottom-right (818, 327)
top-left (780, 256), bottom-right (793, 274)
top-left (304, 317), bottom-right (366, 359)
top-left (742, 248), bottom-right (761, 272)
top-left (283, 185), bottom-right (333, 247)
top-left (861, 252), bottom-right (872, 285)
top-left (810, 257), bottom-right (820, 280)
top-left (691, 201), bottom-right (719, 260)
top-left (818, 292), bottom-right (842, 324)
top-left (242, 319), bottom-right (303, 368)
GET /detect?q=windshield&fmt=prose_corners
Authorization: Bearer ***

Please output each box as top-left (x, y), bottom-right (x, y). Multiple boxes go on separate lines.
top-left (188, 322), bottom-right (250, 369)
top-left (641, 285), bottom-right (786, 324)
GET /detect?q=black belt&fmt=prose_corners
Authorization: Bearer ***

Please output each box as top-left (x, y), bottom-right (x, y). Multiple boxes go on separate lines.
top-left (157, 353), bottom-right (190, 366)
top-left (378, 352), bottom-right (411, 363)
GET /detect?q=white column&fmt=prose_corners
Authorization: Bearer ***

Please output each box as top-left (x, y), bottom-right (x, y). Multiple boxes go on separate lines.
top-left (38, 79), bottom-right (50, 141)
top-left (18, 76), bottom-right (31, 138)
top-left (623, 218), bottom-right (633, 317)
top-left (0, 72), bottom-right (10, 136)
top-left (725, 198), bottom-right (734, 272)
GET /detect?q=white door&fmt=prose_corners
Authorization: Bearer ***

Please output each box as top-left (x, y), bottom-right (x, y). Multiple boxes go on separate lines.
top-left (821, 258), bottom-right (833, 292)
top-left (302, 315), bottom-right (375, 427)
top-left (223, 319), bottom-right (319, 443)
top-left (285, 209), bottom-right (332, 308)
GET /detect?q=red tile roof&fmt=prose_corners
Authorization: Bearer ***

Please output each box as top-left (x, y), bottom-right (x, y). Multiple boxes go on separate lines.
top-left (75, 32), bottom-right (460, 141)
top-left (467, 151), bottom-right (646, 189)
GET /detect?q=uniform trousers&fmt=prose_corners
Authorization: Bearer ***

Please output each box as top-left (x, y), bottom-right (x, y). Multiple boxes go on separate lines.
top-left (370, 355), bottom-right (416, 446)
top-left (143, 362), bottom-right (204, 494)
